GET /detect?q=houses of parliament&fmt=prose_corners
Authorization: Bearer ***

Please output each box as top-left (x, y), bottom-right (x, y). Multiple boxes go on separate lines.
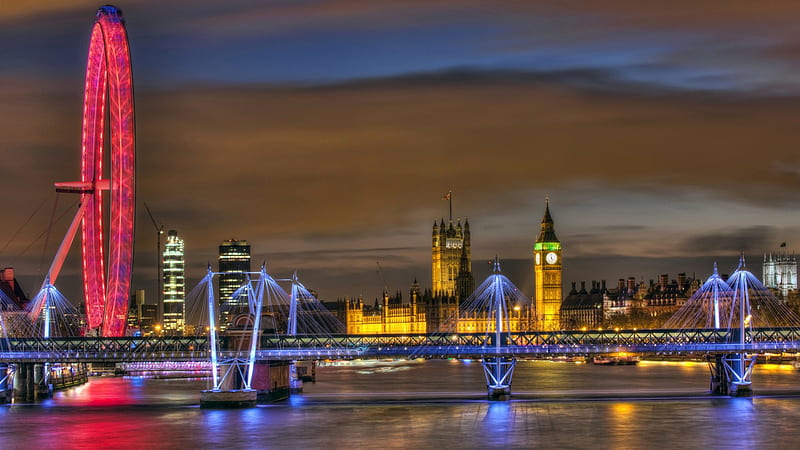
top-left (335, 200), bottom-right (563, 334)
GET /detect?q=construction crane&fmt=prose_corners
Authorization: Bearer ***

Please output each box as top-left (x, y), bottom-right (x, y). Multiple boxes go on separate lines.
top-left (144, 203), bottom-right (165, 321)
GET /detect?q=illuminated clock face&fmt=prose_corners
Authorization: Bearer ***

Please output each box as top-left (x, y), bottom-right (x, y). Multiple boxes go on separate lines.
top-left (545, 252), bottom-right (558, 264)
top-left (535, 253), bottom-right (541, 265)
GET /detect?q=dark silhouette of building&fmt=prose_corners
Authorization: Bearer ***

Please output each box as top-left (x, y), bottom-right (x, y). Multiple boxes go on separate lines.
top-left (0, 267), bottom-right (28, 310)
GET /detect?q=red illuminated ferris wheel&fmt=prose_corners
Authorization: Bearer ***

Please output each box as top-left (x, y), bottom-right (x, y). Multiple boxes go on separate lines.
top-left (41, 6), bottom-right (135, 337)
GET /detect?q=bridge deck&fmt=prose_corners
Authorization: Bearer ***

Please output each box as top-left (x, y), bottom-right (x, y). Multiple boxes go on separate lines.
top-left (1, 328), bottom-right (799, 362)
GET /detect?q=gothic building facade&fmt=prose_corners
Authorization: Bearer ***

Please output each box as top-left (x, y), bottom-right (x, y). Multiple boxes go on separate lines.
top-left (432, 218), bottom-right (474, 300)
top-left (763, 252), bottom-right (797, 297)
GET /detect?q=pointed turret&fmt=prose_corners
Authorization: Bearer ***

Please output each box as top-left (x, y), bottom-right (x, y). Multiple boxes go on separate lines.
top-left (455, 244), bottom-right (475, 301)
top-left (536, 198), bottom-right (559, 244)
top-left (433, 197), bottom-right (473, 303)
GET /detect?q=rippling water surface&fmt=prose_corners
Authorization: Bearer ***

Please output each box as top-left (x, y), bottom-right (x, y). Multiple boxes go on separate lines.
top-left (1, 359), bottom-right (799, 449)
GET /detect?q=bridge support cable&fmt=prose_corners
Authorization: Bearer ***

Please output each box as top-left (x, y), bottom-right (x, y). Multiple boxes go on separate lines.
top-left (30, 283), bottom-right (80, 338)
top-left (664, 257), bottom-right (800, 395)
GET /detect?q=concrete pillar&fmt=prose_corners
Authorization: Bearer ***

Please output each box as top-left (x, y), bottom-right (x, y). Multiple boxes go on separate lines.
top-left (33, 364), bottom-right (51, 400)
top-left (709, 355), bottom-right (728, 395)
top-left (289, 362), bottom-right (303, 394)
top-left (14, 363), bottom-right (32, 402)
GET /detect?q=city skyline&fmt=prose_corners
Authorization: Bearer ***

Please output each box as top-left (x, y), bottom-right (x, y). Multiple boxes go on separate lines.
top-left (3, 2), bottom-right (800, 303)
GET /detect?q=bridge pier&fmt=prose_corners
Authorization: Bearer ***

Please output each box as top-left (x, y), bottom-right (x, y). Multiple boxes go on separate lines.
top-left (201, 360), bottom-right (256, 408)
top-left (13, 363), bottom-right (51, 402)
top-left (709, 354), bottom-right (755, 397)
top-left (200, 360), bottom-right (290, 408)
top-left (709, 355), bottom-right (729, 395)
top-left (13, 363), bottom-right (30, 402)
top-left (482, 357), bottom-right (516, 401)
top-left (289, 362), bottom-right (303, 394)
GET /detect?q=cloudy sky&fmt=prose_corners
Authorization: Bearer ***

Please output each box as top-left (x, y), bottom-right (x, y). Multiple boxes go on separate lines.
top-left (2, 1), bottom-right (800, 303)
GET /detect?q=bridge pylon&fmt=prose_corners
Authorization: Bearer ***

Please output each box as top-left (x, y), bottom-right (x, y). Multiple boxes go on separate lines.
top-left (716, 258), bottom-right (756, 397)
top-left (475, 259), bottom-right (523, 400)
top-left (199, 266), bottom-right (257, 408)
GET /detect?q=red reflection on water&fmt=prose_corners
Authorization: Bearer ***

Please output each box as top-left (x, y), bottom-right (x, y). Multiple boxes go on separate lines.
top-left (51, 377), bottom-right (139, 406)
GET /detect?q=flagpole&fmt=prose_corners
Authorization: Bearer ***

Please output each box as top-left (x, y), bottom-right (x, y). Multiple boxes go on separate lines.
top-left (449, 189), bottom-right (453, 222)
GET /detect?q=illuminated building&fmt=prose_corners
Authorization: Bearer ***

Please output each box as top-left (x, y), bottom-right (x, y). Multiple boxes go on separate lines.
top-left (341, 291), bottom-right (426, 334)
top-left (162, 230), bottom-right (185, 334)
top-left (432, 217), bottom-right (473, 299)
top-left (763, 252), bottom-right (797, 297)
top-left (533, 199), bottom-right (562, 331)
top-left (218, 239), bottom-right (251, 316)
top-left (337, 282), bottom-right (531, 335)
top-left (335, 203), bottom-right (539, 335)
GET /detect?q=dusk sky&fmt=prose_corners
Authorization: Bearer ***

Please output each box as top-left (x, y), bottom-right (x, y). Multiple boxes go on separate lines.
top-left (3, 1), bottom-right (800, 304)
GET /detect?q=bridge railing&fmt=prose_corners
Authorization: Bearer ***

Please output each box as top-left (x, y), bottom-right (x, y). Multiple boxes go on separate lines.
top-left (2, 327), bottom-right (800, 362)
top-left (6, 336), bottom-right (210, 355)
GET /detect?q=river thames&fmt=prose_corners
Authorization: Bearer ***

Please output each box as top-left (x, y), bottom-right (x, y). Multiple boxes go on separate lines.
top-left (1, 359), bottom-right (799, 449)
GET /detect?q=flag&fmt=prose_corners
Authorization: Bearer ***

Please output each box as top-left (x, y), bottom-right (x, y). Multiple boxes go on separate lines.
top-left (442, 191), bottom-right (451, 200)
top-left (781, 242), bottom-right (787, 247)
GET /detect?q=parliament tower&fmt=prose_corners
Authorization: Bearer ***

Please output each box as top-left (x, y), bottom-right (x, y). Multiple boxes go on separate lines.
top-left (534, 199), bottom-right (562, 331)
top-left (432, 217), bottom-right (473, 299)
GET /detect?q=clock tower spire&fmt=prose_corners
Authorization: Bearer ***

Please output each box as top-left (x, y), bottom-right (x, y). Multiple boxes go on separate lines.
top-left (534, 197), bottom-right (562, 331)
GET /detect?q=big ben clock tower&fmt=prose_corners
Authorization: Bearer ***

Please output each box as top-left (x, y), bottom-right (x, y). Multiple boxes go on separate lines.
top-left (534, 198), bottom-right (562, 331)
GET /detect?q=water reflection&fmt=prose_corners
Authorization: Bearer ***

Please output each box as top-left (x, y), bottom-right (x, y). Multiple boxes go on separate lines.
top-left (0, 360), bottom-right (798, 448)
top-left (484, 401), bottom-right (511, 427)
